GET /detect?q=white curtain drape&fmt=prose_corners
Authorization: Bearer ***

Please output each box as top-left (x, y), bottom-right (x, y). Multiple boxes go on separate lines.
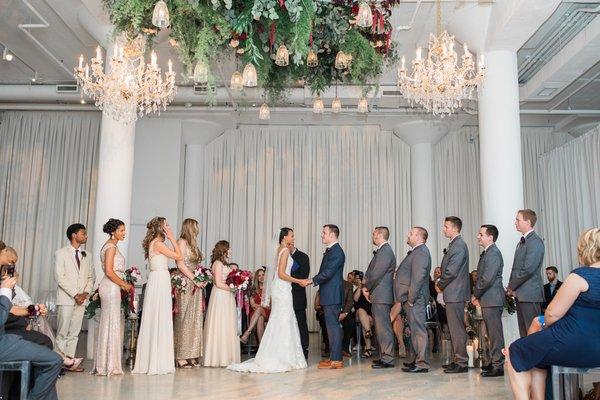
top-left (0, 111), bottom-right (101, 302)
top-left (539, 125), bottom-right (600, 278)
top-left (434, 126), bottom-right (482, 270)
top-left (198, 125), bottom-right (411, 329)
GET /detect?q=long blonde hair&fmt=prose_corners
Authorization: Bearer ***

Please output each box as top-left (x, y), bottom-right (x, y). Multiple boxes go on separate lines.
top-left (142, 217), bottom-right (166, 259)
top-left (578, 228), bottom-right (600, 266)
top-left (179, 218), bottom-right (203, 263)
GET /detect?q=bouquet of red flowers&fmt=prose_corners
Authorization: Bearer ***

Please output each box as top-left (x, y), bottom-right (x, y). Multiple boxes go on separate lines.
top-left (27, 304), bottom-right (42, 318)
top-left (225, 269), bottom-right (252, 292)
top-left (193, 265), bottom-right (213, 285)
top-left (120, 266), bottom-right (141, 316)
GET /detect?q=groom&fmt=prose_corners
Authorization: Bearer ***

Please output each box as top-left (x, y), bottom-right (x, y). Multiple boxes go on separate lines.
top-left (310, 224), bottom-right (345, 370)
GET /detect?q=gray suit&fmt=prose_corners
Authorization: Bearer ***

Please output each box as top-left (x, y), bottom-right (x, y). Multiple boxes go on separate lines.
top-left (0, 292), bottom-right (63, 400)
top-left (508, 231), bottom-right (545, 337)
top-left (474, 243), bottom-right (505, 369)
top-left (397, 244), bottom-right (432, 369)
top-left (364, 242), bottom-right (396, 364)
top-left (438, 235), bottom-right (470, 367)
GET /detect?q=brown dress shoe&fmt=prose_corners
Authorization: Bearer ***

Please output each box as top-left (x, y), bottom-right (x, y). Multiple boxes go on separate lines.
top-left (318, 360), bottom-right (344, 369)
top-left (318, 359), bottom-right (332, 368)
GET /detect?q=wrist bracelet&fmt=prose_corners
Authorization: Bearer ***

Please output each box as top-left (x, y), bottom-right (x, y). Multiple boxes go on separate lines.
top-left (538, 314), bottom-right (545, 329)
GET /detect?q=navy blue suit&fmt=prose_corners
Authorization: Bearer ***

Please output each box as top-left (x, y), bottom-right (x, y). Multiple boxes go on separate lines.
top-left (313, 243), bottom-right (345, 361)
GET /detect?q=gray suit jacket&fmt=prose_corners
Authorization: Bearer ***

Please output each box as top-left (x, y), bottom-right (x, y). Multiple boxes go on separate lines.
top-left (364, 243), bottom-right (396, 305)
top-left (473, 243), bottom-right (504, 307)
top-left (438, 235), bottom-right (470, 303)
top-left (394, 244), bottom-right (431, 304)
top-left (508, 231), bottom-right (545, 302)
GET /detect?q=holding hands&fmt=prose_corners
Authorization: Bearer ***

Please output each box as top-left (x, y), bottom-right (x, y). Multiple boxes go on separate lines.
top-left (299, 279), bottom-right (312, 287)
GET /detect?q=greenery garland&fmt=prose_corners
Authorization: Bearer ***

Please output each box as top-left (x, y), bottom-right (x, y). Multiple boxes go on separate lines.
top-left (101, 0), bottom-right (399, 103)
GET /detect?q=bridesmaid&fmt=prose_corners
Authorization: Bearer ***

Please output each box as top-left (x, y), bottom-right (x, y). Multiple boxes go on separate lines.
top-left (174, 218), bottom-right (206, 368)
top-left (132, 217), bottom-right (182, 375)
top-left (93, 218), bottom-right (132, 376)
top-left (203, 240), bottom-right (240, 367)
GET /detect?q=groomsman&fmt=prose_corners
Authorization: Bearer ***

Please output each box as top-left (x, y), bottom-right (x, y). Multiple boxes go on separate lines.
top-left (398, 227), bottom-right (432, 373)
top-left (290, 245), bottom-right (310, 359)
top-left (507, 209), bottom-right (545, 337)
top-left (55, 223), bottom-right (94, 360)
top-left (311, 224), bottom-right (345, 369)
top-left (472, 225), bottom-right (505, 377)
top-left (436, 216), bottom-right (470, 373)
top-left (364, 227), bottom-right (397, 369)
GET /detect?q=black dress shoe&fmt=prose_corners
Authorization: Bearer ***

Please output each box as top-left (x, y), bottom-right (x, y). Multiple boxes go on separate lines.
top-left (372, 361), bottom-right (394, 369)
top-left (403, 362), bottom-right (416, 368)
top-left (372, 359), bottom-right (382, 365)
top-left (444, 364), bottom-right (468, 374)
top-left (402, 366), bottom-right (429, 373)
top-left (442, 362), bottom-right (455, 369)
top-left (481, 368), bottom-right (504, 377)
top-left (481, 364), bottom-right (493, 372)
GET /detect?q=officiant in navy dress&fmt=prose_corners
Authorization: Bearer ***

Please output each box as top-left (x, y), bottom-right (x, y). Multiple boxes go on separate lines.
top-left (311, 224), bottom-right (345, 369)
top-left (290, 245), bottom-right (310, 359)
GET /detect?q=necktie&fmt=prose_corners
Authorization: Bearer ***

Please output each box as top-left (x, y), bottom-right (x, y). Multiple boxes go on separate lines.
top-left (75, 250), bottom-right (81, 269)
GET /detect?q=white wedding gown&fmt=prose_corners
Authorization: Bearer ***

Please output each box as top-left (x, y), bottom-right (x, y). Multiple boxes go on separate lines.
top-left (227, 249), bottom-right (307, 373)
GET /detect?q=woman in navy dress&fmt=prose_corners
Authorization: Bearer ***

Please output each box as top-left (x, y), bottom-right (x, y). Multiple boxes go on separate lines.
top-left (505, 228), bottom-right (600, 400)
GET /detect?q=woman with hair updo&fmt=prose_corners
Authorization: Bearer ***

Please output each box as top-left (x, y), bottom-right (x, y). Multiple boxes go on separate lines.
top-left (92, 218), bottom-right (131, 376)
top-left (133, 217), bottom-right (182, 375)
top-left (173, 218), bottom-right (206, 368)
top-left (203, 240), bottom-right (240, 367)
top-left (505, 228), bottom-right (600, 399)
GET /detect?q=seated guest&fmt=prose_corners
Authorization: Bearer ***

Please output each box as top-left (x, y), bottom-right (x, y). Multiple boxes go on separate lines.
top-left (353, 272), bottom-right (375, 358)
top-left (505, 228), bottom-right (600, 400)
top-left (0, 267), bottom-right (63, 400)
top-left (240, 267), bottom-right (270, 344)
top-left (340, 276), bottom-right (355, 357)
top-left (542, 266), bottom-right (562, 312)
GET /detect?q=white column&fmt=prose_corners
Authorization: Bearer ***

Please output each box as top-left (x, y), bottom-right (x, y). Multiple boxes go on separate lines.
top-left (182, 144), bottom-right (204, 221)
top-left (478, 50), bottom-right (523, 344)
top-left (410, 143), bottom-right (438, 267)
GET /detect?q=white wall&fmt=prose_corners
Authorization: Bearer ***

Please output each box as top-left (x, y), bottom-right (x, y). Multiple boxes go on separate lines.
top-left (129, 117), bottom-right (185, 277)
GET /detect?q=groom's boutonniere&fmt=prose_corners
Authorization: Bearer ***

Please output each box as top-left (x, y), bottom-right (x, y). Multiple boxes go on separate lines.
top-left (442, 248), bottom-right (447, 255)
top-left (81, 251), bottom-right (87, 258)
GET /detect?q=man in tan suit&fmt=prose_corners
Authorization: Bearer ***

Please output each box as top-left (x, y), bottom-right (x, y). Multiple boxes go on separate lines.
top-left (55, 223), bottom-right (94, 360)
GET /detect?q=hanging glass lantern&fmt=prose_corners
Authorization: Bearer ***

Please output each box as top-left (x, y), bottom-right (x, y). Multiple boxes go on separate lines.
top-left (356, 1), bottom-right (373, 28)
top-left (358, 96), bottom-right (368, 113)
top-left (335, 51), bottom-right (350, 70)
top-left (259, 103), bottom-right (270, 120)
top-left (331, 97), bottom-right (342, 113)
top-left (193, 61), bottom-right (209, 84)
top-left (242, 63), bottom-right (257, 87)
top-left (275, 44), bottom-right (289, 67)
top-left (230, 71), bottom-right (243, 90)
top-left (306, 49), bottom-right (318, 67)
top-left (152, 0), bottom-right (170, 29)
top-left (313, 96), bottom-right (324, 114)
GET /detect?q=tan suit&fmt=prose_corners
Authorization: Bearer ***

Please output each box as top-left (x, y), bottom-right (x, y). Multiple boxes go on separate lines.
top-left (54, 245), bottom-right (94, 357)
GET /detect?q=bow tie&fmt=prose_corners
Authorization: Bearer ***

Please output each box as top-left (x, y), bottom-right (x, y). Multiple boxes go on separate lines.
top-left (479, 251), bottom-right (486, 259)
top-left (518, 236), bottom-right (526, 247)
top-left (407, 250), bottom-right (412, 255)
top-left (372, 250), bottom-right (377, 255)
top-left (442, 248), bottom-right (448, 255)
top-left (323, 247), bottom-right (331, 256)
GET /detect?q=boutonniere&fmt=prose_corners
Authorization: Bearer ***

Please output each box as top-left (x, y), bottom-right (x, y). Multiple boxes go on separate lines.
top-left (442, 248), bottom-right (447, 255)
top-left (81, 251), bottom-right (87, 258)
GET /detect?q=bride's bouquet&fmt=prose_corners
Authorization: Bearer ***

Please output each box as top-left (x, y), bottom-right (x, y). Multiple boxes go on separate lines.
top-left (225, 269), bottom-right (252, 292)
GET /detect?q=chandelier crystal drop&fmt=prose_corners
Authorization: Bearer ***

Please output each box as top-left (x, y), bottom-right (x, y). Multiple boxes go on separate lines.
top-left (193, 61), bottom-right (209, 84)
top-left (306, 49), bottom-right (318, 67)
top-left (230, 71), bottom-right (243, 90)
top-left (331, 97), bottom-right (342, 113)
top-left (275, 44), bottom-right (289, 66)
top-left (259, 103), bottom-right (270, 120)
top-left (356, 2), bottom-right (373, 28)
top-left (396, 0), bottom-right (485, 116)
top-left (74, 35), bottom-right (176, 124)
top-left (152, 0), bottom-right (170, 29)
top-left (242, 63), bottom-right (258, 87)
top-left (313, 96), bottom-right (324, 114)
top-left (357, 96), bottom-right (368, 113)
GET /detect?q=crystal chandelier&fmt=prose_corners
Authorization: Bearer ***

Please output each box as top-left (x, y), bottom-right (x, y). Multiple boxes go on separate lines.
top-left (242, 63), bottom-right (257, 87)
top-left (313, 96), bottom-right (324, 114)
top-left (356, 1), bottom-right (373, 28)
top-left (357, 96), bottom-right (368, 113)
top-left (259, 103), bottom-right (270, 120)
top-left (230, 70), bottom-right (243, 90)
top-left (331, 97), bottom-right (342, 113)
top-left (335, 51), bottom-right (352, 70)
top-left (193, 61), bottom-right (209, 84)
top-left (152, 0), bottom-right (170, 29)
top-left (397, 0), bottom-right (485, 116)
top-left (275, 44), bottom-right (289, 66)
top-left (307, 49), bottom-right (318, 67)
top-left (74, 35), bottom-right (176, 124)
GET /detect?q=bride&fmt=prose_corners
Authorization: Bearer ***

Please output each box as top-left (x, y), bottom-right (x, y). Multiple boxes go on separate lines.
top-left (227, 228), bottom-right (309, 373)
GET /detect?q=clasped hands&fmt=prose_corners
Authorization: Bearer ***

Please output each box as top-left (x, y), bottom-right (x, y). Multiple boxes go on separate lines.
top-left (74, 292), bottom-right (89, 305)
top-left (298, 279), bottom-right (312, 287)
